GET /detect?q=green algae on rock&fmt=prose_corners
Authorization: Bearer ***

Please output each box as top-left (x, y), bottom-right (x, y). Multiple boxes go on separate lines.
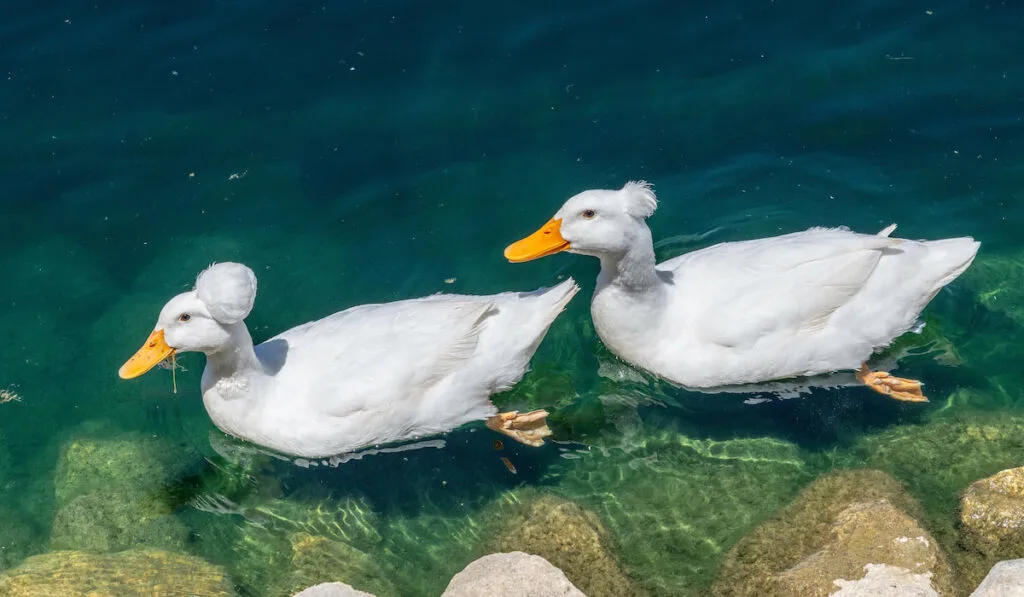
top-left (229, 525), bottom-right (395, 597)
top-left (487, 492), bottom-right (644, 597)
top-left (53, 423), bottom-right (198, 506)
top-left (711, 469), bottom-right (954, 597)
top-left (0, 548), bottom-right (234, 596)
top-left (850, 411), bottom-right (1024, 510)
top-left (50, 490), bottom-right (189, 553)
top-left (285, 531), bottom-right (396, 597)
top-left (369, 507), bottom-right (496, 597)
top-left (46, 423), bottom-right (200, 555)
top-left (225, 523), bottom-right (292, 595)
top-left (960, 466), bottom-right (1024, 557)
top-left (216, 493), bottom-right (392, 597)
top-left (549, 423), bottom-right (814, 596)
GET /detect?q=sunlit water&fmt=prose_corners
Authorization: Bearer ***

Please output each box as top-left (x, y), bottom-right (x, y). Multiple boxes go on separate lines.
top-left (1, 1), bottom-right (1022, 595)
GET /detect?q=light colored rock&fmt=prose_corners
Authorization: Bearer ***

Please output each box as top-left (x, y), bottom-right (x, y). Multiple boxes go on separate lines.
top-left (293, 581), bottom-right (377, 597)
top-left (970, 559), bottom-right (1024, 597)
top-left (832, 563), bottom-right (939, 596)
top-left (442, 552), bottom-right (587, 597)
top-left (960, 467), bottom-right (1024, 554)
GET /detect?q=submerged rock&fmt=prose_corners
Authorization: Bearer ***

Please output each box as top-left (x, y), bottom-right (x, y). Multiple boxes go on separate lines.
top-left (368, 507), bottom-right (498, 597)
top-left (442, 552), bottom-right (586, 597)
top-left (227, 512), bottom-right (393, 596)
top-left (53, 425), bottom-right (195, 506)
top-left (215, 493), bottom-right (392, 596)
top-left (852, 411), bottom-right (1024, 499)
top-left (488, 493), bottom-right (642, 597)
top-left (960, 466), bottom-right (1024, 557)
top-left (284, 531), bottom-right (395, 597)
top-left (845, 411), bottom-right (1024, 592)
top-left (711, 469), bottom-right (954, 597)
top-left (549, 423), bottom-right (813, 596)
top-left (48, 424), bottom-right (197, 554)
top-left (0, 548), bottom-right (234, 596)
top-left (50, 490), bottom-right (188, 553)
top-left (225, 524), bottom-right (293, 595)
top-left (293, 582), bottom-right (377, 597)
top-left (774, 499), bottom-right (944, 595)
top-left (970, 559), bottom-right (1024, 596)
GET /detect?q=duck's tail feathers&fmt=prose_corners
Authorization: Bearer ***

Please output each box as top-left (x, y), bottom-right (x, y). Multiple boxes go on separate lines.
top-left (478, 278), bottom-right (580, 393)
top-left (923, 237), bottom-right (980, 291)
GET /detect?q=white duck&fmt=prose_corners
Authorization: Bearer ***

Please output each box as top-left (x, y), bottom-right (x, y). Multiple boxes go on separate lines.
top-left (504, 181), bottom-right (979, 402)
top-left (118, 262), bottom-right (578, 458)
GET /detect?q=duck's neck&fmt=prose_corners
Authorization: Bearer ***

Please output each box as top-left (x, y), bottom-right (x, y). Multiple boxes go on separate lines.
top-left (590, 228), bottom-right (667, 370)
top-left (200, 324), bottom-right (268, 443)
top-left (203, 324), bottom-right (263, 390)
top-left (596, 228), bottom-right (662, 295)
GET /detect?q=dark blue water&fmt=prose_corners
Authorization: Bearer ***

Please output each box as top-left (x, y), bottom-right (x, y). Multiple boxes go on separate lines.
top-left (1, 1), bottom-right (1022, 595)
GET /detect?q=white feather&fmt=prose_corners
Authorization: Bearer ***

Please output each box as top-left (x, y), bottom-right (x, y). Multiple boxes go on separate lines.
top-left (621, 180), bottom-right (658, 218)
top-left (195, 262), bottom-right (257, 324)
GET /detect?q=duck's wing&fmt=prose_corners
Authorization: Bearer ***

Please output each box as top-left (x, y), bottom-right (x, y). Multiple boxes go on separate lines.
top-left (681, 227), bottom-right (902, 350)
top-left (262, 297), bottom-right (497, 417)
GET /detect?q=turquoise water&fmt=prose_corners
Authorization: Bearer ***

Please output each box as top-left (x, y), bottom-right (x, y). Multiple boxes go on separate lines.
top-left (1, 0), bottom-right (1023, 595)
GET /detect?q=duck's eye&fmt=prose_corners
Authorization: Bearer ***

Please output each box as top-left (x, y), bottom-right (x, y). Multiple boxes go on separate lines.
top-left (581, 209), bottom-right (596, 219)
top-left (178, 313), bottom-right (192, 323)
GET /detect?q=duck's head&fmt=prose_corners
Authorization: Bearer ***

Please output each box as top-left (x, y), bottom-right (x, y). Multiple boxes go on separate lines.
top-left (504, 180), bottom-right (657, 262)
top-left (118, 262), bottom-right (258, 379)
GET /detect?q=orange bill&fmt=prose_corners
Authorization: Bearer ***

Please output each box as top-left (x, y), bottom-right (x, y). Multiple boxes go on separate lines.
top-left (118, 329), bottom-right (175, 379)
top-left (504, 218), bottom-right (569, 262)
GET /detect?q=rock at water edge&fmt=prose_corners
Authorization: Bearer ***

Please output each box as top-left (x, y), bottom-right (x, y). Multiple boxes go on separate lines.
top-left (442, 552), bottom-right (586, 597)
top-left (970, 559), bottom-right (1024, 597)
top-left (293, 581), bottom-right (378, 597)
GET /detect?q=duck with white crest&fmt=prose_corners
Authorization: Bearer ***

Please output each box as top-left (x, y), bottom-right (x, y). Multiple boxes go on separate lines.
top-left (118, 262), bottom-right (578, 458)
top-left (504, 181), bottom-right (979, 402)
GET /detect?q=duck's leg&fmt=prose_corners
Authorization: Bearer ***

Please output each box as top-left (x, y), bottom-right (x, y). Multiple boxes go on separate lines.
top-left (486, 410), bottom-right (552, 447)
top-left (855, 364), bottom-right (928, 402)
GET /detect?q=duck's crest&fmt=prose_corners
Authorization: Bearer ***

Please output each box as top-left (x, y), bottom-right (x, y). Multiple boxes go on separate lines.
top-left (196, 262), bottom-right (258, 324)
top-left (621, 180), bottom-right (657, 219)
